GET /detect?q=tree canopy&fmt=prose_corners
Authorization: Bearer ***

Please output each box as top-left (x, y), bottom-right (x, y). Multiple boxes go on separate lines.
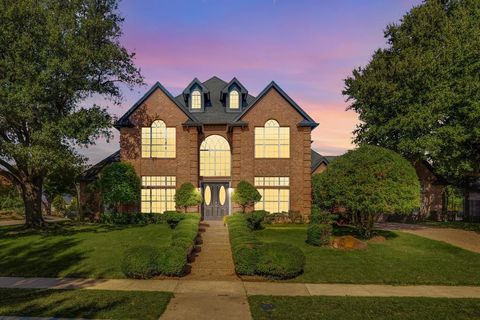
top-left (99, 162), bottom-right (140, 212)
top-left (0, 0), bottom-right (143, 226)
top-left (313, 145), bottom-right (420, 238)
top-left (233, 180), bottom-right (261, 213)
top-left (343, 0), bottom-right (480, 188)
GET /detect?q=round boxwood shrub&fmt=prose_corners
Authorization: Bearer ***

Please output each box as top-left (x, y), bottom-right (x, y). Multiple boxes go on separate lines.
top-left (164, 211), bottom-right (185, 229)
top-left (245, 210), bottom-right (267, 230)
top-left (307, 223), bottom-right (332, 246)
top-left (255, 242), bottom-right (305, 279)
top-left (121, 245), bottom-right (160, 279)
top-left (157, 246), bottom-right (187, 276)
top-left (233, 245), bottom-right (259, 275)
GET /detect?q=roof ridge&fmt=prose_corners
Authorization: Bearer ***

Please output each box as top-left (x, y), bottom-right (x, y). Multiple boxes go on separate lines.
top-left (203, 75), bottom-right (227, 84)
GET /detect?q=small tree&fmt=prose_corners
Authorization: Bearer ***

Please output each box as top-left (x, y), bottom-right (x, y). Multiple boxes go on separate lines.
top-left (99, 162), bottom-right (140, 213)
top-left (175, 183), bottom-right (202, 213)
top-left (232, 180), bottom-right (261, 213)
top-left (313, 145), bottom-right (420, 238)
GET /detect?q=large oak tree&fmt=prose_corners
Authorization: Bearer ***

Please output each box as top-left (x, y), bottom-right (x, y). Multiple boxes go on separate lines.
top-left (0, 0), bottom-right (143, 226)
top-left (343, 0), bottom-right (480, 216)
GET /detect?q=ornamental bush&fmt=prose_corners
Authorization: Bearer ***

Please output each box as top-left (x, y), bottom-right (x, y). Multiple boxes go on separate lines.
top-left (164, 211), bottom-right (185, 229)
top-left (175, 183), bottom-right (202, 213)
top-left (255, 242), bottom-right (306, 279)
top-left (121, 245), bottom-right (160, 279)
top-left (245, 210), bottom-right (267, 230)
top-left (232, 181), bottom-right (261, 213)
top-left (307, 223), bottom-right (332, 246)
top-left (100, 162), bottom-right (140, 213)
top-left (157, 246), bottom-right (187, 276)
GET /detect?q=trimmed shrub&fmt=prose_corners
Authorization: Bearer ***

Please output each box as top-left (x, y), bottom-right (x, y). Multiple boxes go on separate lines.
top-left (232, 181), bottom-right (261, 213)
top-left (307, 223), bottom-right (332, 246)
top-left (255, 242), bottom-right (306, 279)
top-left (157, 246), bottom-right (187, 276)
top-left (175, 183), bottom-right (202, 213)
top-left (245, 210), bottom-right (267, 230)
top-left (232, 245), bottom-right (259, 275)
top-left (121, 245), bottom-right (160, 279)
top-left (164, 211), bottom-right (185, 229)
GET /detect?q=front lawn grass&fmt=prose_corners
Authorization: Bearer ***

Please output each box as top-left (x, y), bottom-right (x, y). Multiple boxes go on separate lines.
top-left (255, 225), bottom-right (480, 285)
top-left (0, 223), bottom-right (173, 278)
top-left (248, 296), bottom-right (480, 320)
top-left (0, 288), bottom-right (172, 320)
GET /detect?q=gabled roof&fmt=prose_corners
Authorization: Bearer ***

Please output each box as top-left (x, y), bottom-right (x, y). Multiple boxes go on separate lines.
top-left (114, 82), bottom-right (198, 129)
top-left (234, 81), bottom-right (319, 129)
top-left (221, 77), bottom-right (248, 95)
top-left (311, 149), bottom-right (329, 173)
top-left (182, 77), bottom-right (210, 95)
top-left (79, 150), bottom-right (120, 181)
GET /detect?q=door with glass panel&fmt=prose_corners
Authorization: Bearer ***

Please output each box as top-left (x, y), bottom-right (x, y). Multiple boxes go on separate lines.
top-left (202, 182), bottom-right (229, 220)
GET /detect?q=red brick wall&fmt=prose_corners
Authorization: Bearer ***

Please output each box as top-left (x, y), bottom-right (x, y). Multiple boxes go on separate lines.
top-left (231, 88), bottom-right (312, 216)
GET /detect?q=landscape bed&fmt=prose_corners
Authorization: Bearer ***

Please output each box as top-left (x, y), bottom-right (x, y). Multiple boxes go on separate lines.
top-left (248, 295), bottom-right (480, 320)
top-left (0, 288), bottom-right (172, 320)
top-left (255, 224), bottom-right (480, 285)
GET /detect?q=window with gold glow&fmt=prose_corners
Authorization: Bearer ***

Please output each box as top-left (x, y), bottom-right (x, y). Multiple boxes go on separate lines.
top-left (254, 176), bottom-right (289, 213)
top-left (191, 90), bottom-right (202, 109)
top-left (141, 176), bottom-right (176, 213)
top-left (255, 119), bottom-right (289, 158)
top-left (141, 120), bottom-right (176, 158)
top-left (200, 135), bottom-right (231, 176)
top-left (229, 90), bottom-right (239, 109)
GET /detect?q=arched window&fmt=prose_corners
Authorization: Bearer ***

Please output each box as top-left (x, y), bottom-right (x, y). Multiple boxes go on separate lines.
top-left (191, 90), bottom-right (202, 109)
top-left (200, 135), bottom-right (231, 176)
top-left (255, 119), bottom-right (290, 158)
top-left (229, 90), bottom-right (239, 109)
top-left (141, 120), bottom-right (176, 158)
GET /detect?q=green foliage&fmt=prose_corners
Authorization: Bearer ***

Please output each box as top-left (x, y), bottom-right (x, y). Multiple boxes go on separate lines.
top-left (121, 245), bottom-right (160, 279)
top-left (245, 210), bottom-right (267, 230)
top-left (343, 0), bottom-right (480, 188)
top-left (0, 180), bottom-right (23, 211)
top-left (175, 183), bottom-right (202, 213)
top-left (100, 162), bottom-right (140, 212)
top-left (313, 145), bottom-right (420, 238)
top-left (164, 211), bottom-right (185, 229)
top-left (0, 0), bottom-right (143, 226)
top-left (51, 195), bottom-right (67, 214)
top-left (226, 214), bottom-right (305, 279)
top-left (171, 213), bottom-right (200, 252)
top-left (255, 242), bottom-right (306, 279)
top-left (156, 246), bottom-right (187, 276)
top-left (309, 207), bottom-right (337, 224)
top-left (307, 224), bottom-right (332, 246)
top-left (232, 181), bottom-right (261, 213)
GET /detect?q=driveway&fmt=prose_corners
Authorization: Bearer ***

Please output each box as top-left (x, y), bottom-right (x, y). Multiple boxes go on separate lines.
top-left (377, 222), bottom-right (480, 254)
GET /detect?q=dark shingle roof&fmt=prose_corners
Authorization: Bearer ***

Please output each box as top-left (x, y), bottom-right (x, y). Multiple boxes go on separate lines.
top-left (311, 150), bottom-right (340, 172)
top-left (115, 76), bottom-right (316, 128)
top-left (79, 150), bottom-right (120, 181)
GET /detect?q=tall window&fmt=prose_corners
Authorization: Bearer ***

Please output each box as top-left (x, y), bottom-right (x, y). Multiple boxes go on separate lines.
top-left (191, 90), bottom-right (202, 109)
top-left (254, 176), bottom-right (289, 213)
top-left (141, 176), bottom-right (176, 213)
top-left (141, 120), bottom-right (176, 158)
top-left (229, 90), bottom-right (239, 109)
top-left (255, 119), bottom-right (289, 158)
top-left (200, 135), bottom-right (231, 176)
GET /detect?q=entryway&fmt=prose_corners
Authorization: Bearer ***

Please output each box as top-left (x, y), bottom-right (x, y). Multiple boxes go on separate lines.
top-left (202, 182), bottom-right (229, 220)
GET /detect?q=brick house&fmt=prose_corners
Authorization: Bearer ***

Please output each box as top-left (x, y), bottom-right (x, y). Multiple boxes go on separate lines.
top-left (80, 76), bottom-right (318, 220)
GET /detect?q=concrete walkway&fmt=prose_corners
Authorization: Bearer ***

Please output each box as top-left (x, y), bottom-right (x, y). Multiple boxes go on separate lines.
top-left (162, 221), bottom-right (249, 320)
top-left (1, 277), bottom-right (480, 298)
top-left (378, 222), bottom-right (480, 254)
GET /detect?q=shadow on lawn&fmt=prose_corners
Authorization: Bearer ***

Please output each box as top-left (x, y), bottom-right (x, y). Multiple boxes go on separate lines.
top-left (0, 288), bottom-right (128, 319)
top-left (333, 225), bottom-right (398, 240)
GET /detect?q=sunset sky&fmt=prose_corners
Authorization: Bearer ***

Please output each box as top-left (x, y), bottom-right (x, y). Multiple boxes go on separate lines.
top-left (81, 0), bottom-right (422, 164)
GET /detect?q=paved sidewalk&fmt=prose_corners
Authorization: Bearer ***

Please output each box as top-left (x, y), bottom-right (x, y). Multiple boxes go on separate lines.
top-left (378, 222), bottom-right (480, 253)
top-left (2, 277), bottom-right (480, 299)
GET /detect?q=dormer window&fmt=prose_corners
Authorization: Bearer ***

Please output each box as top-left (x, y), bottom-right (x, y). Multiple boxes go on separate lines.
top-left (229, 90), bottom-right (239, 109)
top-left (191, 90), bottom-right (202, 109)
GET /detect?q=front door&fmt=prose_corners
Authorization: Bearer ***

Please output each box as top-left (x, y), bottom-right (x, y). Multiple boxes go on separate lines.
top-left (202, 182), bottom-right (229, 220)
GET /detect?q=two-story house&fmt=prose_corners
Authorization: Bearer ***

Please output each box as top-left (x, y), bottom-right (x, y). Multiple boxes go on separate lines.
top-left (80, 76), bottom-right (318, 219)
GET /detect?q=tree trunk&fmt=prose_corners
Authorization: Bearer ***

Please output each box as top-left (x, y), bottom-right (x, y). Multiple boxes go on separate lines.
top-left (22, 177), bottom-right (45, 227)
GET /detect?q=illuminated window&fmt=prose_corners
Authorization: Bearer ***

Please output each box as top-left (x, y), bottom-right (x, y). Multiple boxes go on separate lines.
top-left (229, 90), bottom-right (239, 109)
top-left (255, 119), bottom-right (289, 158)
top-left (141, 176), bottom-right (176, 213)
top-left (191, 90), bottom-right (202, 109)
top-left (200, 135), bottom-right (231, 176)
top-left (141, 120), bottom-right (176, 158)
top-left (254, 176), bottom-right (289, 213)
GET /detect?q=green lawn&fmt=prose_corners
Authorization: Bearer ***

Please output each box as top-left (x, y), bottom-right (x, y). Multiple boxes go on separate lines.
top-left (248, 296), bottom-right (480, 320)
top-left (0, 288), bottom-right (172, 319)
top-left (0, 223), bottom-right (173, 278)
top-left (255, 225), bottom-right (480, 285)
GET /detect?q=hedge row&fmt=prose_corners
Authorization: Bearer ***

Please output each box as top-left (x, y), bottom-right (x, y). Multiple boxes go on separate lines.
top-left (121, 213), bottom-right (200, 278)
top-left (227, 213), bottom-right (305, 279)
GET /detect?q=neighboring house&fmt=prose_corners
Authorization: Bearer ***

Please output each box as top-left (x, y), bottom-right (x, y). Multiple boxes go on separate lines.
top-left (466, 181), bottom-right (480, 222)
top-left (79, 77), bottom-right (318, 220)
